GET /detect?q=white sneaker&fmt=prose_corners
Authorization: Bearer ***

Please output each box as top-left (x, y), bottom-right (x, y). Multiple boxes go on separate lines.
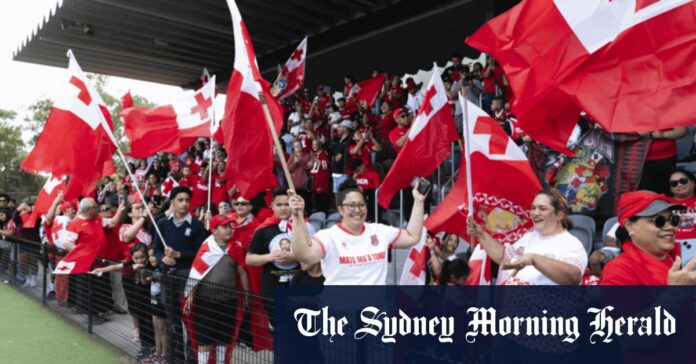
top-left (30, 275), bottom-right (38, 288)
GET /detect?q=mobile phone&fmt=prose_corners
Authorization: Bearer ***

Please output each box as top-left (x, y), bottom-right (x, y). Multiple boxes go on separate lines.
top-left (410, 177), bottom-right (431, 195)
top-left (681, 239), bottom-right (696, 269)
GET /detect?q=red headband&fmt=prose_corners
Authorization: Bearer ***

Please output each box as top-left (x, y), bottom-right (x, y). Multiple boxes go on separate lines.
top-left (616, 191), bottom-right (667, 227)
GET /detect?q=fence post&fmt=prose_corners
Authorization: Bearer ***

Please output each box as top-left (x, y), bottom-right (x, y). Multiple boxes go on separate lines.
top-left (11, 242), bottom-right (18, 287)
top-left (42, 244), bottom-right (48, 305)
top-left (87, 274), bottom-right (94, 334)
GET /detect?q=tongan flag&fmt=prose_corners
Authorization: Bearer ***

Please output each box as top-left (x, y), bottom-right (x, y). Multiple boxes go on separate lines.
top-left (378, 65), bottom-right (459, 208)
top-left (185, 235), bottom-right (226, 296)
top-left (21, 50), bottom-right (115, 200)
top-left (348, 73), bottom-right (387, 107)
top-left (399, 227), bottom-right (430, 285)
top-left (467, 0), bottom-right (696, 154)
top-left (426, 96), bottom-right (541, 284)
top-left (272, 36), bottom-right (307, 101)
top-left (123, 76), bottom-right (216, 158)
top-left (23, 175), bottom-right (67, 228)
top-left (220, 0), bottom-right (284, 199)
top-left (161, 176), bottom-right (180, 197)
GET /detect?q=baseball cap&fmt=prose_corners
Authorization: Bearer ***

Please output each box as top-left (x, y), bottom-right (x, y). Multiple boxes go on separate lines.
top-left (210, 214), bottom-right (234, 229)
top-left (392, 108), bottom-right (406, 119)
top-left (616, 191), bottom-right (684, 226)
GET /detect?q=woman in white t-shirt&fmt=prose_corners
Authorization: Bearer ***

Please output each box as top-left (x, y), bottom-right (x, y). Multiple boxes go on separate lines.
top-left (467, 188), bottom-right (587, 285)
top-left (289, 179), bottom-right (428, 285)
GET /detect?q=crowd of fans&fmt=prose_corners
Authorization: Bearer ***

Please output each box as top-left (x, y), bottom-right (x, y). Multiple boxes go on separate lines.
top-left (1, 51), bottom-right (696, 363)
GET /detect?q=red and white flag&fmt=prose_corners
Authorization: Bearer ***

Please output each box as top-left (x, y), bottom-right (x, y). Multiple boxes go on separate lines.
top-left (185, 235), bottom-right (226, 295)
top-left (272, 36), bottom-right (307, 101)
top-left (466, 244), bottom-right (491, 285)
top-left (219, 0), bottom-right (284, 199)
top-left (425, 96), bottom-right (541, 284)
top-left (348, 73), bottom-right (387, 107)
top-left (123, 76), bottom-right (216, 158)
top-left (21, 51), bottom-right (116, 200)
top-left (378, 65), bottom-right (459, 208)
top-left (467, 0), bottom-right (696, 154)
top-left (121, 90), bottom-right (134, 110)
top-left (23, 175), bottom-right (67, 228)
top-left (399, 227), bottom-right (430, 285)
top-left (161, 176), bottom-right (179, 197)
top-left (54, 237), bottom-right (101, 275)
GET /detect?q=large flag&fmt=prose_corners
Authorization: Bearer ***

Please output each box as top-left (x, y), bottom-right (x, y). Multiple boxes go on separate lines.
top-left (467, 0), bottom-right (696, 153)
top-left (54, 239), bottom-right (101, 275)
top-left (272, 36), bottom-right (307, 101)
top-left (220, 0), bottom-right (284, 199)
top-left (378, 65), bottom-right (459, 208)
top-left (23, 175), bottom-right (67, 228)
top-left (399, 227), bottom-right (430, 285)
top-left (21, 51), bottom-right (116, 200)
top-left (348, 73), bottom-right (387, 107)
top-left (426, 96), bottom-right (541, 283)
top-left (123, 76), bottom-right (216, 158)
top-left (185, 235), bottom-right (226, 296)
top-left (465, 244), bottom-right (491, 285)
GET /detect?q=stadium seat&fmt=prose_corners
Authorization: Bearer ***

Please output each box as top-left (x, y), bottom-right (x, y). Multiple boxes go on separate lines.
top-left (308, 211), bottom-right (326, 230)
top-left (594, 216), bottom-right (619, 250)
top-left (380, 211), bottom-right (400, 227)
top-left (325, 212), bottom-right (341, 229)
top-left (568, 214), bottom-right (595, 254)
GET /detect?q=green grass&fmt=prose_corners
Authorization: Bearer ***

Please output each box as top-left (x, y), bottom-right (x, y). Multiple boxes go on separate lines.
top-left (0, 283), bottom-right (129, 364)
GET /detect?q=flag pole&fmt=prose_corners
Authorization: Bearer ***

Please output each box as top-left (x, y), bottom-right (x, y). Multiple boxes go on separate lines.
top-left (459, 93), bottom-right (474, 217)
top-left (258, 93), bottom-right (295, 191)
top-left (207, 95), bottom-right (216, 216)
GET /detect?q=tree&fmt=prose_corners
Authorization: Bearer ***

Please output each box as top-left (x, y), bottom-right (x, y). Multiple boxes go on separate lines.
top-left (0, 109), bottom-right (43, 199)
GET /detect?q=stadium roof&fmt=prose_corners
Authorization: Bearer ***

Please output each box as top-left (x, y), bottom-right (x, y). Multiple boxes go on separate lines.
top-left (13, 0), bottom-right (517, 89)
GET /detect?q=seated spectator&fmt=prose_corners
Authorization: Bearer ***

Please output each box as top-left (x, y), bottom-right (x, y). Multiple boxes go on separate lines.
top-left (601, 191), bottom-right (696, 285)
top-left (583, 222), bottom-right (621, 285)
top-left (445, 258), bottom-right (470, 286)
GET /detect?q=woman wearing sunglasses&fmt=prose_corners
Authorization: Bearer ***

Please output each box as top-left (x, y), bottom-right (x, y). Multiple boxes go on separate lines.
top-left (289, 179), bottom-right (428, 285)
top-left (601, 190), bottom-right (696, 285)
top-left (666, 169), bottom-right (696, 249)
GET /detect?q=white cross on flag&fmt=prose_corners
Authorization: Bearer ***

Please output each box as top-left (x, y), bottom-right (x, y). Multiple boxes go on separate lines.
top-left (123, 75), bottom-right (217, 158)
top-left (272, 36), bottom-right (307, 101)
top-left (23, 175), bottom-right (67, 228)
top-left (399, 227), bottom-right (430, 285)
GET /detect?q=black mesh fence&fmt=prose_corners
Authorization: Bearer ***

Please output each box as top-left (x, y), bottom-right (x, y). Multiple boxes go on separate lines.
top-left (0, 236), bottom-right (274, 364)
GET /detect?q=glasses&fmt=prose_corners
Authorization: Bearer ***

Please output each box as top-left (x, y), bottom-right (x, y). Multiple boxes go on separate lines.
top-left (650, 214), bottom-right (681, 229)
top-left (669, 177), bottom-right (689, 187)
top-left (233, 202), bottom-right (251, 206)
top-left (99, 208), bottom-right (112, 212)
top-left (341, 202), bottom-right (367, 211)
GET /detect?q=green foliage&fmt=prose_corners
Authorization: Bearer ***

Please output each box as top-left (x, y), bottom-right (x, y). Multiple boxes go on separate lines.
top-left (0, 109), bottom-right (43, 198)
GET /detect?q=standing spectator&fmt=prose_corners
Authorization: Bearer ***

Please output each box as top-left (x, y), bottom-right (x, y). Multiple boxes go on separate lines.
top-left (443, 53), bottom-right (466, 83)
top-left (329, 121), bottom-right (354, 194)
top-left (14, 203), bottom-right (40, 288)
top-left (405, 81), bottom-right (424, 113)
top-left (349, 128), bottom-right (382, 171)
top-left (0, 208), bottom-right (15, 282)
top-left (152, 186), bottom-right (207, 361)
top-left (183, 214), bottom-right (249, 364)
top-left (389, 108), bottom-right (411, 155)
top-left (343, 75), bottom-right (355, 97)
top-left (246, 188), bottom-right (312, 329)
top-left (638, 127), bottom-right (687, 194)
top-left (211, 161), bottom-right (228, 206)
top-left (135, 160), bottom-right (149, 184)
top-left (385, 75), bottom-right (405, 109)
top-left (290, 180), bottom-right (427, 285)
top-left (287, 101), bottom-right (307, 137)
top-left (481, 57), bottom-right (504, 114)
top-left (288, 140), bottom-right (312, 206)
top-left (351, 160), bottom-right (381, 222)
top-left (151, 158), bottom-right (169, 181)
top-left (309, 140), bottom-right (332, 215)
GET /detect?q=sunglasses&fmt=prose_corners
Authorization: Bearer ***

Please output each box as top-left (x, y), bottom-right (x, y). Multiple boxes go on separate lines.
top-left (100, 208), bottom-right (112, 212)
top-left (233, 202), bottom-right (251, 206)
top-left (669, 177), bottom-right (689, 187)
top-left (650, 214), bottom-right (681, 229)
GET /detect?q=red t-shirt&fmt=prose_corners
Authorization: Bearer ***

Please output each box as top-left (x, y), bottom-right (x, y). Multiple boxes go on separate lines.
top-left (482, 66), bottom-right (504, 94)
top-left (354, 169), bottom-right (381, 190)
top-left (389, 126), bottom-right (409, 154)
top-left (179, 174), bottom-right (201, 188)
top-left (349, 143), bottom-right (374, 170)
top-left (191, 180), bottom-right (209, 211)
top-left (211, 173), bottom-right (228, 205)
top-left (378, 114), bottom-right (397, 141)
top-left (309, 151), bottom-right (331, 194)
top-left (601, 241), bottom-right (673, 285)
top-left (67, 215), bottom-right (108, 256)
top-left (646, 138), bottom-right (677, 161)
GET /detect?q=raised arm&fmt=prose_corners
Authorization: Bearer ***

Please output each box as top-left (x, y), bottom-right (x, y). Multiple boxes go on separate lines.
top-left (467, 216), bottom-right (509, 265)
top-left (288, 190), bottom-right (323, 264)
top-left (392, 183), bottom-right (427, 249)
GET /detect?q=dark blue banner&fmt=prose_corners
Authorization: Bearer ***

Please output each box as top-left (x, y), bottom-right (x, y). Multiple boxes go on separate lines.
top-left (274, 286), bottom-right (696, 364)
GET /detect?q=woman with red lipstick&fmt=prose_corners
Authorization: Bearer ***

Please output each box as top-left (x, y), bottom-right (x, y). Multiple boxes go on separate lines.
top-left (601, 190), bottom-right (696, 285)
top-left (467, 189), bottom-right (587, 285)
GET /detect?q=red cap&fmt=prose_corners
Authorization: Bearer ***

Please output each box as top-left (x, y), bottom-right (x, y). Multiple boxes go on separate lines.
top-left (210, 214), bottom-right (234, 230)
top-left (59, 201), bottom-right (76, 212)
top-left (616, 191), bottom-right (683, 227)
top-left (392, 108), bottom-right (406, 120)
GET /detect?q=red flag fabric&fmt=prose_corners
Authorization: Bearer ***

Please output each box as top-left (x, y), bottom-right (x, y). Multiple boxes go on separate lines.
top-left (21, 51), bottom-right (116, 201)
top-left (348, 73), bottom-right (387, 107)
top-left (467, 0), bottom-right (696, 154)
top-left (378, 66), bottom-right (459, 208)
top-left (121, 90), bottom-right (133, 110)
top-left (161, 176), bottom-right (179, 197)
top-left (123, 77), bottom-right (216, 159)
top-left (426, 97), bottom-right (540, 251)
top-left (220, 0), bottom-right (284, 199)
top-left (465, 244), bottom-right (491, 285)
top-left (272, 36), bottom-right (307, 101)
top-left (53, 216), bottom-right (108, 275)
top-left (23, 175), bottom-right (67, 229)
